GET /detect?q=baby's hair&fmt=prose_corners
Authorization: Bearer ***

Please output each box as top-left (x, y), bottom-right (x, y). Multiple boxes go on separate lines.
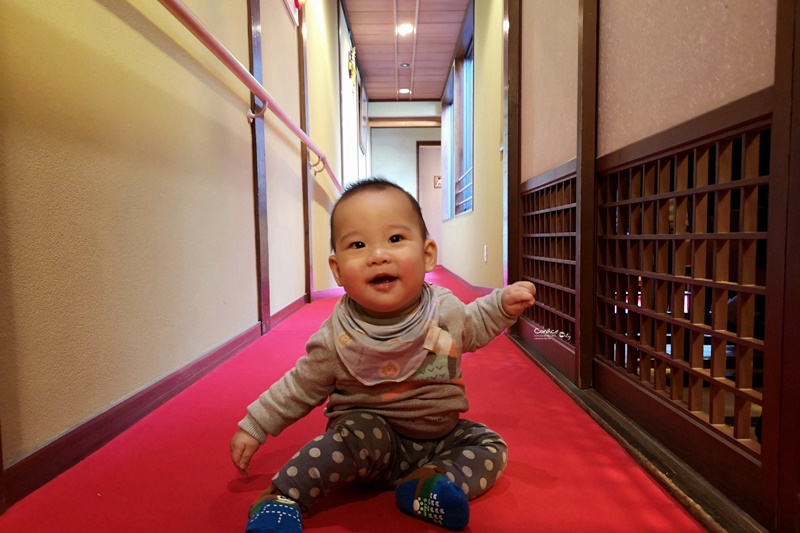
top-left (329, 177), bottom-right (429, 251)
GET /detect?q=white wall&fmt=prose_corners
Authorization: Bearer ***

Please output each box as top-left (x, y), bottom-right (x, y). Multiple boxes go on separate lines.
top-left (369, 101), bottom-right (442, 117)
top-left (370, 127), bottom-right (441, 198)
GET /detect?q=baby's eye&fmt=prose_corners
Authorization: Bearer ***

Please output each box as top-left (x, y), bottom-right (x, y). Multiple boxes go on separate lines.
top-left (349, 241), bottom-right (365, 249)
top-left (389, 235), bottom-right (403, 243)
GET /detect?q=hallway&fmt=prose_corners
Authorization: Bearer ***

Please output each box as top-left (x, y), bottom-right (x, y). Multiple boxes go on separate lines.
top-left (1, 1), bottom-right (798, 531)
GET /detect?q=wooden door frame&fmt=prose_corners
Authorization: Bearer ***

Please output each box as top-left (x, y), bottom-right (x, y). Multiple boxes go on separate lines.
top-left (575, 0), bottom-right (598, 389)
top-left (248, 0), bottom-right (271, 334)
top-left (297, 7), bottom-right (313, 301)
top-left (505, 0), bottom-right (521, 287)
top-left (765, 0), bottom-right (800, 529)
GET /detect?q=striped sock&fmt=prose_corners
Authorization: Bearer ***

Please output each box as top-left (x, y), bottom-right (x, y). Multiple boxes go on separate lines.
top-left (395, 467), bottom-right (470, 531)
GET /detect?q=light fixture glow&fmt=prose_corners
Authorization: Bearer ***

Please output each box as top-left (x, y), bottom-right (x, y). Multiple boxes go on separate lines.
top-left (400, 62), bottom-right (410, 68)
top-left (396, 23), bottom-right (414, 36)
top-left (398, 88), bottom-right (412, 94)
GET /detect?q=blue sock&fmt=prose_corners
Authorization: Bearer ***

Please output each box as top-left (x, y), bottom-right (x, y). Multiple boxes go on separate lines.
top-left (395, 467), bottom-right (470, 531)
top-left (246, 494), bottom-right (302, 533)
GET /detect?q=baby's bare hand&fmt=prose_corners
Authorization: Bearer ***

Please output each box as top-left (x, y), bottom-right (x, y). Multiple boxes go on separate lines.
top-left (230, 429), bottom-right (260, 477)
top-left (502, 281), bottom-right (537, 317)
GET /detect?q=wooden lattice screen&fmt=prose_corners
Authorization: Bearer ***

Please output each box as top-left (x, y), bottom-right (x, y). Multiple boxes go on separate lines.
top-left (595, 126), bottom-right (770, 454)
top-left (520, 176), bottom-right (577, 346)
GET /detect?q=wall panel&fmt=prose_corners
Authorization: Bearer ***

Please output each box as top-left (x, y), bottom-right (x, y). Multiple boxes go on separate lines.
top-left (597, 0), bottom-right (776, 156)
top-left (520, 0), bottom-right (579, 181)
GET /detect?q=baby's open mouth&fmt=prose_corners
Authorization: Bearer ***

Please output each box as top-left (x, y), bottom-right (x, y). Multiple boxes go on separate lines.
top-left (369, 275), bottom-right (397, 284)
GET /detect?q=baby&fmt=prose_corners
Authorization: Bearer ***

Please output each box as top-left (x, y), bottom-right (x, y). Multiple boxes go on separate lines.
top-left (231, 177), bottom-right (536, 532)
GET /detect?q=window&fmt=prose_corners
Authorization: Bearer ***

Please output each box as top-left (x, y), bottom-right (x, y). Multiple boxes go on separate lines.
top-left (441, 96), bottom-right (454, 219)
top-left (455, 41), bottom-right (474, 215)
top-left (441, 1), bottom-right (474, 219)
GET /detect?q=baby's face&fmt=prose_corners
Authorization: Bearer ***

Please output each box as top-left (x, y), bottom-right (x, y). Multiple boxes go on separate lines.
top-left (328, 188), bottom-right (437, 317)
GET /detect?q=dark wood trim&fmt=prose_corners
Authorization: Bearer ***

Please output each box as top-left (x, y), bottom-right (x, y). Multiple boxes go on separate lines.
top-left (575, 0), bottom-right (598, 389)
top-left (270, 295), bottom-right (306, 328)
top-left (516, 318), bottom-right (576, 382)
top-left (0, 323), bottom-right (261, 512)
top-left (0, 420), bottom-right (4, 512)
top-left (337, 2), bottom-right (345, 188)
top-left (506, 0), bottom-right (521, 289)
top-left (298, 7), bottom-right (312, 299)
top-left (311, 287), bottom-right (345, 301)
top-left (597, 88), bottom-right (772, 174)
top-left (248, 0), bottom-right (270, 334)
top-left (368, 117), bottom-right (441, 128)
top-left (521, 157), bottom-right (577, 193)
top-left (452, 0), bottom-right (474, 79)
top-left (768, 1), bottom-right (800, 530)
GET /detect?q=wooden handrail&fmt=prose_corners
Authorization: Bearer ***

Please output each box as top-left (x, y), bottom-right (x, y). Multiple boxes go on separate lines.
top-left (158, 0), bottom-right (342, 193)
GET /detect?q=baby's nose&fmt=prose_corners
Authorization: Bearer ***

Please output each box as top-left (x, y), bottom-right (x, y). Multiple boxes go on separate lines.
top-left (368, 247), bottom-right (390, 264)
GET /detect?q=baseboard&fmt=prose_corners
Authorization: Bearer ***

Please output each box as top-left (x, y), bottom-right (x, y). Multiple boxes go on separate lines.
top-left (269, 295), bottom-right (306, 329)
top-left (0, 322), bottom-right (262, 513)
top-left (436, 266), bottom-right (493, 295)
top-left (310, 287), bottom-right (345, 301)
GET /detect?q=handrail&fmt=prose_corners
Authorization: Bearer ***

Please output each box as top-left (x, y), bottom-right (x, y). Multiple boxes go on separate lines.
top-left (158, 0), bottom-right (342, 193)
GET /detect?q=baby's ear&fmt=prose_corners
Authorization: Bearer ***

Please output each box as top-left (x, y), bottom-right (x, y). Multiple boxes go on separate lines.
top-left (423, 239), bottom-right (438, 272)
top-left (328, 255), bottom-right (343, 286)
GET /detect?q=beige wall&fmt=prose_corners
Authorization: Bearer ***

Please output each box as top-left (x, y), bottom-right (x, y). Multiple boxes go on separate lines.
top-left (306, 0), bottom-right (343, 292)
top-left (0, 0), bottom-right (257, 465)
top-left (520, 0), bottom-right (578, 180)
top-left (598, 0), bottom-right (776, 156)
top-left (263, 0), bottom-right (306, 314)
top-left (441, 0), bottom-right (505, 288)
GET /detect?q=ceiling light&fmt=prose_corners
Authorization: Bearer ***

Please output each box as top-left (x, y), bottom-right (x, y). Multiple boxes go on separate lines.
top-left (398, 88), bottom-right (412, 94)
top-left (396, 23), bottom-right (414, 36)
top-left (400, 63), bottom-right (410, 68)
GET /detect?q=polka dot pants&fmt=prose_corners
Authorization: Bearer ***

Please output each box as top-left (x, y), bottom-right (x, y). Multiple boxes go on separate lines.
top-left (269, 411), bottom-right (508, 511)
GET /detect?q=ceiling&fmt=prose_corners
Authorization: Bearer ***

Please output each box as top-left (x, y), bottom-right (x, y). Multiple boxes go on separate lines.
top-left (342, 0), bottom-right (471, 102)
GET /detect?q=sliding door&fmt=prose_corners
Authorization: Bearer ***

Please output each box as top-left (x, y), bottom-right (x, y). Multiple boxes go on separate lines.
top-left (508, 0), bottom-right (800, 528)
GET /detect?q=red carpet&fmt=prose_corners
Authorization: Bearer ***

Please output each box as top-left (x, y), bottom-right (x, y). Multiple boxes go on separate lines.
top-left (0, 267), bottom-right (706, 532)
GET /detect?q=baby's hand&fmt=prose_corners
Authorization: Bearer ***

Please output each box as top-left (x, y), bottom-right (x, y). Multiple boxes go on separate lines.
top-left (230, 429), bottom-right (261, 477)
top-left (502, 281), bottom-right (537, 317)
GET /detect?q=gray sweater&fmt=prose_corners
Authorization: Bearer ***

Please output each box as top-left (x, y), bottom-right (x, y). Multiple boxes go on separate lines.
top-left (239, 284), bottom-right (516, 442)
